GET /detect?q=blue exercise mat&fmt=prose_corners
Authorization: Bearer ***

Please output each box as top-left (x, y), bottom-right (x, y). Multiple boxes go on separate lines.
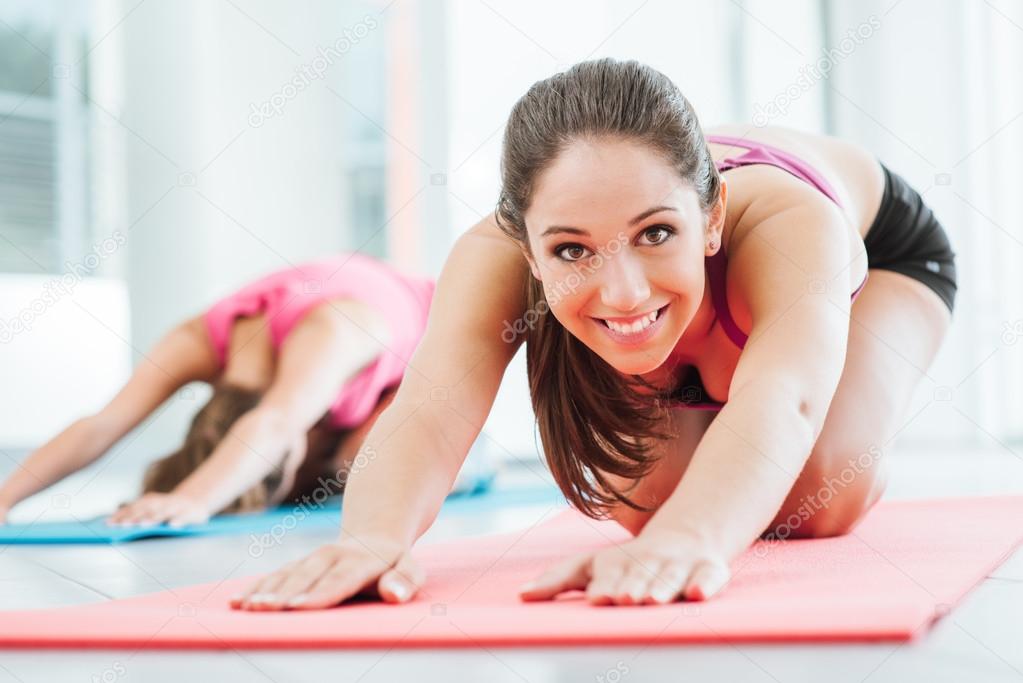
top-left (0, 479), bottom-right (566, 544)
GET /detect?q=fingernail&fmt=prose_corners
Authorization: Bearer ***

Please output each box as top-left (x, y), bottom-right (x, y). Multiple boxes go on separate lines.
top-left (252, 593), bottom-right (276, 603)
top-left (519, 582), bottom-right (537, 593)
top-left (286, 595), bottom-right (307, 607)
top-left (388, 582), bottom-right (409, 601)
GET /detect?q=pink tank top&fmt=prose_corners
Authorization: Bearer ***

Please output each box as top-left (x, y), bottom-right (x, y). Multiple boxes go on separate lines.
top-left (204, 252), bottom-right (435, 429)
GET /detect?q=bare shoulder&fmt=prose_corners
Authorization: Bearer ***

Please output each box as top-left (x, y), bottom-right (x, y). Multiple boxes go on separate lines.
top-left (150, 315), bottom-right (221, 385)
top-left (395, 214), bottom-right (531, 410)
top-left (179, 313), bottom-right (212, 342)
top-left (177, 315), bottom-right (217, 361)
top-left (440, 213), bottom-right (531, 342)
top-left (464, 212), bottom-right (527, 252)
top-left (722, 176), bottom-right (858, 338)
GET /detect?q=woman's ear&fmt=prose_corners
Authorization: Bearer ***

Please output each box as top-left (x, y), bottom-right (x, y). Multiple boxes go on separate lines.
top-left (706, 177), bottom-right (728, 255)
top-left (520, 243), bottom-right (542, 281)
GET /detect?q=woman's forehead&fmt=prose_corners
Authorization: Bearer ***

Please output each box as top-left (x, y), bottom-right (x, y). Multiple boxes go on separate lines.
top-left (527, 139), bottom-right (699, 228)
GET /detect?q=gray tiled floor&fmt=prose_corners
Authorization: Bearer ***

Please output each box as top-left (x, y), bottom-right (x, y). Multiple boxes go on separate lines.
top-left (1, 447), bottom-right (1023, 682)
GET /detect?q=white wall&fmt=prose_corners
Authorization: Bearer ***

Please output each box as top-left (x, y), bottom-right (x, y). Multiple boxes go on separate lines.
top-left (0, 275), bottom-right (130, 448)
top-left (91, 0), bottom-right (382, 461)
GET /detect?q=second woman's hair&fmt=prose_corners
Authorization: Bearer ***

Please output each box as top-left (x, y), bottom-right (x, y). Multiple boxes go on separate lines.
top-left (142, 382), bottom-right (345, 512)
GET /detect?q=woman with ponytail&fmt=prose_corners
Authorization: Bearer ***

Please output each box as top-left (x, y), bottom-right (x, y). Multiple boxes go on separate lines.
top-left (234, 58), bottom-right (955, 610)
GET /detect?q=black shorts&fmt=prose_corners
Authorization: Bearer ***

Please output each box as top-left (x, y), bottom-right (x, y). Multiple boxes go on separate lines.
top-left (862, 163), bottom-right (958, 314)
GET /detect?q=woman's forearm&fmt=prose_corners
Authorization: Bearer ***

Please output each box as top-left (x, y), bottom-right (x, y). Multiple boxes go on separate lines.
top-left (642, 380), bottom-right (817, 561)
top-left (0, 416), bottom-right (111, 508)
top-left (173, 409), bottom-right (295, 513)
top-left (337, 395), bottom-right (469, 548)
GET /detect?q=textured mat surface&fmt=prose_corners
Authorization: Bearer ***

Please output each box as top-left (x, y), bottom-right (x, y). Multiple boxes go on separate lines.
top-left (1, 495), bottom-right (1020, 648)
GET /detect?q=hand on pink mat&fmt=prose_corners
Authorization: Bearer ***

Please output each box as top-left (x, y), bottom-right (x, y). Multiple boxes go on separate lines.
top-left (106, 492), bottom-right (210, 528)
top-left (230, 536), bottom-right (424, 611)
top-left (518, 527), bottom-right (731, 605)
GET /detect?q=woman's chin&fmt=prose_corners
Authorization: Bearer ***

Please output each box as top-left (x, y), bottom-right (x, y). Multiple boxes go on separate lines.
top-left (569, 326), bottom-right (673, 375)
top-left (591, 347), bottom-right (666, 376)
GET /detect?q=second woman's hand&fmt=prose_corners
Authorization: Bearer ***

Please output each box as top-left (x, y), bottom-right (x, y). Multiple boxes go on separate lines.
top-left (230, 534), bottom-right (425, 611)
top-left (106, 491), bottom-right (211, 528)
top-left (518, 527), bottom-right (732, 605)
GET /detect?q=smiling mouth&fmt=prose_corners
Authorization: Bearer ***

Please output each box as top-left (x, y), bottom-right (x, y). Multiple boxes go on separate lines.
top-left (595, 304), bottom-right (669, 335)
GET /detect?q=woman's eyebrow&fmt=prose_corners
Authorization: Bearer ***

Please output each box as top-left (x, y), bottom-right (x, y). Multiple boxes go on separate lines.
top-left (541, 206), bottom-right (677, 237)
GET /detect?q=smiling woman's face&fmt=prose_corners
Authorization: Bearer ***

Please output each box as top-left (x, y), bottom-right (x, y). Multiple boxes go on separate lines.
top-left (522, 136), bottom-right (720, 377)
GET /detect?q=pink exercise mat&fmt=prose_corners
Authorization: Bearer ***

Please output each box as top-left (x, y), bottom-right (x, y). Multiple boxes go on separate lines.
top-left (1, 495), bottom-right (1021, 649)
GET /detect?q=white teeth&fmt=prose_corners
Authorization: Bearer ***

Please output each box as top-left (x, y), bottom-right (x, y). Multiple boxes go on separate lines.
top-left (603, 308), bottom-right (659, 335)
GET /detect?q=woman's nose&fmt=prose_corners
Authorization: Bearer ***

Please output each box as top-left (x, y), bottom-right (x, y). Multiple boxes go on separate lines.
top-left (599, 253), bottom-right (650, 312)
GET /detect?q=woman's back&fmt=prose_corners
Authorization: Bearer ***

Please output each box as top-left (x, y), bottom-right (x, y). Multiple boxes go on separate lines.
top-left (705, 123), bottom-right (886, 240)
top-left (204, 252), bottom-right (435, 430)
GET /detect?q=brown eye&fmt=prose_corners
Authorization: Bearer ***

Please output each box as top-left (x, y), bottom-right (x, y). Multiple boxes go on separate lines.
top-left (554, 244), bottom-right (590, 262)
top-left (641, 225), bottom-right (673, 245)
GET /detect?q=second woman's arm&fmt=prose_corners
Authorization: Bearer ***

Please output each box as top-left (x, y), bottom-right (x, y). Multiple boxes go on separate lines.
top-left (0, 318), bottom-right (218, 522)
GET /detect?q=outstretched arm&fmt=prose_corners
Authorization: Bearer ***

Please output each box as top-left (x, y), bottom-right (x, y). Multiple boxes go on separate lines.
top-left (641, 200), bottom-right (852, 553)
top-left (232, 215), bottom-right (530, 610)
top-left (522, 193), bottom-right (854, 605)
top-left (0, 317), bottom-right (218, 522)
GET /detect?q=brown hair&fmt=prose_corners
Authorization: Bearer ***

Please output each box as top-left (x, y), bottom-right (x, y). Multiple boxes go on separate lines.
top-left (142, 382), bottom-right (345, 512)
top-left (495, 58), bottom-right (722, 519)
